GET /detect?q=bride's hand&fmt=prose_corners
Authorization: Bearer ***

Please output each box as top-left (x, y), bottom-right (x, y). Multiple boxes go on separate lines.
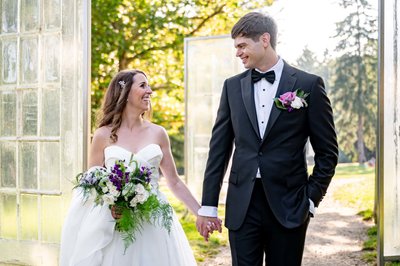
top-left (196, 216), bottom-right (222, 241)
top-left (111, 205), bottom-right (122, 219)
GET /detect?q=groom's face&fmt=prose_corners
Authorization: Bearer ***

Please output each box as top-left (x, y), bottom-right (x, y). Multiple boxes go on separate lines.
top-left (234, 35), bottom-right (266, 69)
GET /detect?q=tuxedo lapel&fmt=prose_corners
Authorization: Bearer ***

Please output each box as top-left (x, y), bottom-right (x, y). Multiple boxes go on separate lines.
top-left (241, 71), bottom-right (261, 139)
top-left (262, 63), bottom-right (297, 142)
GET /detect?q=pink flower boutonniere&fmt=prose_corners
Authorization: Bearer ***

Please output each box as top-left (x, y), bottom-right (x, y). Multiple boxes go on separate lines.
top-left (274, 89), bottom-right (309, 112)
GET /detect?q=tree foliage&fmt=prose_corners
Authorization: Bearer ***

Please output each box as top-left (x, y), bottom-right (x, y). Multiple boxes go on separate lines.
top-left (330, 0), bottom-right (377, 163)
top-left (295, 46), bottom-right (332, 94)
top-left (91, 0), bottom-right (273, 171)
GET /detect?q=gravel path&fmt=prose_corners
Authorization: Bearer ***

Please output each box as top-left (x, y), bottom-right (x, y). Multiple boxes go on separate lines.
top-left (200, 178), bottom-right (373, 266)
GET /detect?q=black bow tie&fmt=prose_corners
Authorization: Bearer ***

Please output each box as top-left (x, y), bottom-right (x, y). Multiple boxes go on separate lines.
top-left (251, 69), bottom-right (275, 84)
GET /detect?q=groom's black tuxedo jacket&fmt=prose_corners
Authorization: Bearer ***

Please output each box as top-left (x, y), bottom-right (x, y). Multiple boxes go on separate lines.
top-left (202, 61), bottom-right (338, 230)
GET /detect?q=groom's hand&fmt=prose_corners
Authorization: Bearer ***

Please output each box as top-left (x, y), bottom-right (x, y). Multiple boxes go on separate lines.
top-left (196, 215), bottom-right (222, 241)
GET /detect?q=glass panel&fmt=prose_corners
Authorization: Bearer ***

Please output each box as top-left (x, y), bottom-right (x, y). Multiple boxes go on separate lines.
top-left (0, 194), bottom-right (17, 238)
top-left (62, 0), bottom-right (74, 36)
top-left (20, 194), bottom-right (38, 240)
top-left (0, 91), bottom-right (16, 136)
top-left (185, 37), bottom-right (242, 199)
top-left (39, 142), bottom-right (60, 190)
top-left (21, 0), bottom-right (40, 32)
top-left (19, 142), bottom-right (38, 189)
top-left (20, 37), bottom-right (39, 84)
top-left (22, 90), bottom-right (38, 136)
top-left (1, 0), bottom-right (18, 33)
top-left (2, 39), bottom-right (17, 84)
top-left (192, 96), bottom-right (214, 135)
top-left (41, 88), bottom-right (60, 136)
top-left (41, 195), bottom-right (62, 242)
top-left (43, 0), bottom-right (61, 30)
top-left (383, 0), bottom-right (400, 257)
top-left (42, 35), bottom-right (60, 82)
top-left (0, 142), bottom-right (16, 188)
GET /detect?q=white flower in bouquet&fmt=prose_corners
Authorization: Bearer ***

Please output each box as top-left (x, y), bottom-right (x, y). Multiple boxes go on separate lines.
top-left (135, 183), bottom-right (146, 194)
top-left (102, 194), bottom-right (115, 205)
top-left (136, 190), bottom-right (149, 204)
top-left (129, 197), bottom-right (139, 207)
top-left (107, 182), bottom-right (120, 198)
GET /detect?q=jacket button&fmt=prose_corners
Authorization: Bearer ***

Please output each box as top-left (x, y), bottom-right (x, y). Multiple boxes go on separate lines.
top-left (258, 152), bottom-right (263, 156)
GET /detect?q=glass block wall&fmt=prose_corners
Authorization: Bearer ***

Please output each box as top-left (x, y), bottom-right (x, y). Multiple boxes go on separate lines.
top-left (0, 0), bottom-right (89, 264)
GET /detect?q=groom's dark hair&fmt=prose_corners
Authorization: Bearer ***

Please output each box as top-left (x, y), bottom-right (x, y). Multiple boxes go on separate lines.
top-left (231, 12), bottom-right (277, 50)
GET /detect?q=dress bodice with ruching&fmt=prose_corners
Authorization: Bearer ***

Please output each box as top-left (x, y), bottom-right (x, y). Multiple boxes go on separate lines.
top-left (104, 144), bottom-right (163, 189)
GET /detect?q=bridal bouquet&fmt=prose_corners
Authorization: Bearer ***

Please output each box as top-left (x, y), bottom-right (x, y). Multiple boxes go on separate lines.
top-left (75, 156), bottom-right (173, 249)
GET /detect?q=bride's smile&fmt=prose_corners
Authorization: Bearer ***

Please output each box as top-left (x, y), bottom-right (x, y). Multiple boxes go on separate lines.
top-left (126, 73), bottom-right (153, 113)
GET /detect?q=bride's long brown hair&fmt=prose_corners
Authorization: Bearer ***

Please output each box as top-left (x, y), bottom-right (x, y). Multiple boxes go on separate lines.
top-left (97, 69), bottom-right (152, 143)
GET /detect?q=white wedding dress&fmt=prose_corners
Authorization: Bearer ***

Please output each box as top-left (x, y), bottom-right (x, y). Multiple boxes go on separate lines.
top-left (59, 144), bottom-right (197, 266)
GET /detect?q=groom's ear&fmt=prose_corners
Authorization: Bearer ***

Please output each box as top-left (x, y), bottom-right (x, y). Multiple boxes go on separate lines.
top-left (260, 33), bottom-right (271, 48)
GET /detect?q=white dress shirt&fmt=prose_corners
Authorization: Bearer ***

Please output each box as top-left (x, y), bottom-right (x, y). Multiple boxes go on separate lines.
top-left (254, 58), bottom-right (284, 177)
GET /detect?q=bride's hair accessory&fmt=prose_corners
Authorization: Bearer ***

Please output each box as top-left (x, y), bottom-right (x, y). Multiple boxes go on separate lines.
top-left (118, 80), bottom-right (126, 89)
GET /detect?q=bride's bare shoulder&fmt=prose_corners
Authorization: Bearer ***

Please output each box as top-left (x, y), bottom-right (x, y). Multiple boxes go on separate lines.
top-left (92, 126), bottom-right (112, 146)
top-left (145, 122), bottom-right (170, 148)
top-left (146, 122), bottom-right (166, 135)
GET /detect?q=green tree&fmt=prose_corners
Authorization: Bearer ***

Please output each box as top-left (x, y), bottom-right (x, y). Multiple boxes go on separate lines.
top-left (295, 46), bottom-right (334, 94)
top-left (91, 0), bottom-right (273, 171)
top-left (331, 0), bottom-right (377, 163)
top-left (295, 46), bottom-right (319, 73)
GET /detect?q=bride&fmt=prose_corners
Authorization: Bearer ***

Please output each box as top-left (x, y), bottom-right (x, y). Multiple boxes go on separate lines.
top-left (60, 69), bottom-right (217, 265)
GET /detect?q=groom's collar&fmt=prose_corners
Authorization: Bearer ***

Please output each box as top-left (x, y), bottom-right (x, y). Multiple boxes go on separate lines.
top-left (254, 57), bottom-right (284, 81)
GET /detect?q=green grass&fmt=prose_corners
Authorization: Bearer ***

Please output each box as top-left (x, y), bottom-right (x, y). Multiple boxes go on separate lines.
top-left (362, 226), bottom-right (377, 263)
top-left (333, 163), bottom-right (375, 217)
top-left (332, 163), bottom-right (400, 265)
top-left (361, 225), bottom-right (400, 266)
top-left (159, 184), bottom-right (228, 263)
top-left (333, 163), bottom-right (375, 177)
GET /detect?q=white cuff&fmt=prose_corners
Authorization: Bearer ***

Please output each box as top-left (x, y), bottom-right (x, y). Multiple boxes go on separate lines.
top-left (197, 206), bottom-right (218, 217)
top-left (309, 198), bottom-right (316, 216)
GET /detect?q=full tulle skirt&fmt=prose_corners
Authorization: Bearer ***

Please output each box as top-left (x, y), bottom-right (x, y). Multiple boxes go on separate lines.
top-left (59, 191), bottom-right (197, 266)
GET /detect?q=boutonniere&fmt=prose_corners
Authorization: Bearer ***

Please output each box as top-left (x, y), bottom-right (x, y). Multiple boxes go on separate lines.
top-left (274, 89), bottom-right (309, 112)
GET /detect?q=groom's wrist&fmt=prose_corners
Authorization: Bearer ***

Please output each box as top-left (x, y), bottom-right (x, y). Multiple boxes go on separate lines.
top-left (198, 206), bottom-right (218, 217)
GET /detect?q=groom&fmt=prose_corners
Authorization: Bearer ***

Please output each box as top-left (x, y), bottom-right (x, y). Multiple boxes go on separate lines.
top-left (196, 12), bottom-right (338, 266)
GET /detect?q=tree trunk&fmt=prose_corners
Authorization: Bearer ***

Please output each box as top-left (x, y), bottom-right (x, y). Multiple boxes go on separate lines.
top-left (356, 114), bottom-right (367, 163)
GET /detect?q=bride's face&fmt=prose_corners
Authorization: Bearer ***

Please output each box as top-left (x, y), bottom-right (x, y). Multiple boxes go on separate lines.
top-left (127, 73), bottom-right (152, 112)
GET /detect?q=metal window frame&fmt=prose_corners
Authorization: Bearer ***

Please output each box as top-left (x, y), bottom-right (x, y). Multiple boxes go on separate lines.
top-left (82, 0), bottom-right (91, 171)
top-left (378, 0), bottom-right (400, 264)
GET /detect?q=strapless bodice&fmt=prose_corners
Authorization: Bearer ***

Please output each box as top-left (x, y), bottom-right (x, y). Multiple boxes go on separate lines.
top-left (104, 144), bottom-right (163, 188)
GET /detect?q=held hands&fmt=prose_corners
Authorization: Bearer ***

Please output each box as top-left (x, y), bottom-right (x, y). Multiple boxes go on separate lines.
top-left (196, 215), bottom-right (222, 242)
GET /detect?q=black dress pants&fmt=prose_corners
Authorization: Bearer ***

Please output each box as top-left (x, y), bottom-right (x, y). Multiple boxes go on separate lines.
top-left (229, 179), bottom-right (310, 266)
